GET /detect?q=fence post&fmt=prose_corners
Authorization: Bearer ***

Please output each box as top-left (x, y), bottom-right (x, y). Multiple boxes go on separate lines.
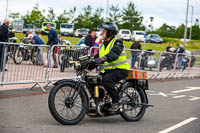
top-left (1, 43), bottom-right (8, 85)
top-left (44, 45), bottom-right (52, 82)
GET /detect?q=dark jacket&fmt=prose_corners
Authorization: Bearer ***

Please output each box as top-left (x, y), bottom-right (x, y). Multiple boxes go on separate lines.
top-left (0, 24), bottom-right (9, 42)
top-left (33, 35), bottom-right (45, 45)
top-left (96, 37), bottom-right (124, 63)
top-left (84, 35), bottom-right (96, 48)
top-left (175, 47), bottom-right (185, 54)
top-left (166, 46), bottom-right (171, 52)
top-left (130, 41), bottom-right (141, 50)
top-left (47, 28), bottom-right (58, 46)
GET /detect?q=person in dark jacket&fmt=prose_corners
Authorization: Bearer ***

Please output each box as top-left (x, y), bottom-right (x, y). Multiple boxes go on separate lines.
top-left (175, 44), bottom-right (186, 70)
top-left (0, 19), bottom-right (10, 71)
top-left (46, 24), bottom-right (58, 68)
top-left (28, 34), bottom-right (45, 65)
top-left (88, 22), bottom-right (130, 111)
top-left (84, 30), bottom-right (97, 48)
top-left (130, 39), bottom-right (141, 68)
top-left (166, 43), bottom-right (172, 52)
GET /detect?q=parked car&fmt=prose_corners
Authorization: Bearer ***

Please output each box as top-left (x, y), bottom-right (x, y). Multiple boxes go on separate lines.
top-left (23, 24), bottom-right (35, 34)
top-left (131, 30), bottom-right (146, 42)
top-left (60, 23), bottom-right (74, 36)
top-left (146, 34), bottom-right (163, 43)
top-left (41, 22), bottom-right (56, 35)
top-left (117, 29), bottom-right (131, 41)
top-left (75, 28), bottom-right (90, 37)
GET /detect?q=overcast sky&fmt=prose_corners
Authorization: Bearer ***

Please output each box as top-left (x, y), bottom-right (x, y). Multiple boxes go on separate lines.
top-left (0, 0), bottom-right (200, 29)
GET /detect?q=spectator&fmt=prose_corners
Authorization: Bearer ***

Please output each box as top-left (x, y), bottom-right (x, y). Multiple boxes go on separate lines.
top-left (57, 34), bottom-right (63, 44)
top-left (166, 43), bottom-right (173, 52)
top-left (0, 18), bottom-right (10, 71)
top-left (130, 39), bottom-right (141, 68)
top-left (28, 34), bottom-right (45, 65)
top-left (77, 37), bottom-right (85, 46)
top-left (93, 36), bottom-right (103, 56)
top-left (175, 44), bottom-right (185, 70)
top-left (46, 24), bottom-right (58, 68)
top-left (84, 30), bottom-right (97, 48)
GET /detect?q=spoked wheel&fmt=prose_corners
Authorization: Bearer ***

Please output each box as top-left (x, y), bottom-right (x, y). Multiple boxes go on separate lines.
top-left (31, 47), bottom-right (40, 64)
top-left (48, 82), bottom-right (88, 125)
top-left (13, 47), bottom-right (24, 64)
top-left (120, 82), bottom-right (147, 121)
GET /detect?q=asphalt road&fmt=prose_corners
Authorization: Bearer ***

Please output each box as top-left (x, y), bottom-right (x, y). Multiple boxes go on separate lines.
top-left (0, 79), bottom-right (199, 133)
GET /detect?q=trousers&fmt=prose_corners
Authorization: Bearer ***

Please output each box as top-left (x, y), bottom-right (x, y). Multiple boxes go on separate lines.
top-left (101, 69), bottom-right (129, 103)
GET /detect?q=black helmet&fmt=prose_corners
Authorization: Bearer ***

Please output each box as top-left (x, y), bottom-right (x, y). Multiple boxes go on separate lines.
top-left (98, 22), bottom-right (118, 38)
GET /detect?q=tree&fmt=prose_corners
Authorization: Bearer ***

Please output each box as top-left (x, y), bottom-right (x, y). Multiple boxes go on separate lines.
top-left (174, 24), bottom-right (185, 39)
top-left (91, 7), bottom-right (104, 30)
top-left (67, 7), bottom-right (77, 24)
top-left (21, 3), bottom-right (45, 28)
top-left (46, 8), bottom-right (56, 22)
top-left (156, 23), bottom-right (176, 38)
top-left (55, 10), bottom-right (69, 29)
top-left (9, 12), bottom-right (20, 20)
top-left (74, 5), bottom-right (92, 29)
top-left (121, 2), bottom-right (142, 31)
top-left (108, 5), bottom-right (121, 25)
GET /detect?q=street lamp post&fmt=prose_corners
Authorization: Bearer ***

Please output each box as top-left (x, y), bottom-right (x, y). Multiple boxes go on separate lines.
top-left (184, 0), bottom-right (189, 46)
top-left (189, 6), bottom-right (193, 40)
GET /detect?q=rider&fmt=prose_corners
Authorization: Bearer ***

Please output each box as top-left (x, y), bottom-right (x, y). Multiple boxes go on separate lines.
top-left (89, 22), bottom-right (130, 111)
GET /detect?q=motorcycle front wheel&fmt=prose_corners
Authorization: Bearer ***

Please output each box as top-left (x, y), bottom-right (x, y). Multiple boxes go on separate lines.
top-left (13, 47), bottom-right (24, 64)
top-left (48, 82), bottom-right (88, 125)
top-left (120, 82), bottom-right (147, 121)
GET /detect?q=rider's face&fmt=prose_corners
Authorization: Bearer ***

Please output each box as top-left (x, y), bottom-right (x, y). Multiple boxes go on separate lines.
top-left (102, 29), bottom-right (107, 40)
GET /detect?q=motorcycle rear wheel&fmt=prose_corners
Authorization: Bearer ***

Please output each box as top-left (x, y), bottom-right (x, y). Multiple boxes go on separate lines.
top-left (120, 82), bottom-right (147, 121)
top-left (48, 82), bottom-right (88, 125)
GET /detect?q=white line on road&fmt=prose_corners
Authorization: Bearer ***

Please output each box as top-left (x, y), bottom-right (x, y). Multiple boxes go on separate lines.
top-left (188, 96), bottom-right (200, 101)
top-left (149, 92), bottom-right (176, 97)
top-left (171, 87), bottom-right (200, 93)
top-left (158, 117), bottom-right (198, 133)
top-left (172, 95), bottom-right (186, 99)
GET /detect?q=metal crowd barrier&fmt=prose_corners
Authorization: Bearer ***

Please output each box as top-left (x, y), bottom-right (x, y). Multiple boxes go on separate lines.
top-left (0, 42), bottom-right (199, 92)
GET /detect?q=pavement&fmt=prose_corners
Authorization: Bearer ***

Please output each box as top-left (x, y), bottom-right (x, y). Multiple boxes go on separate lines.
top-left (0, 79), bottom-right (199, 133)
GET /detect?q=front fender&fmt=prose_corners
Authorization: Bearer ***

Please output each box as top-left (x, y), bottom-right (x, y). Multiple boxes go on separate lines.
top-left (53, 79), bottom-right (77, 86)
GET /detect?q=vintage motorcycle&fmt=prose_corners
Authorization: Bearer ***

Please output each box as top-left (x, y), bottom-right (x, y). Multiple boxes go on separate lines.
top-left (138, 50), bottom-right (157, 71)
top-left (13, 37), bottom-right (40, 64)
top-left (48, 56), bottom-right (152, 125)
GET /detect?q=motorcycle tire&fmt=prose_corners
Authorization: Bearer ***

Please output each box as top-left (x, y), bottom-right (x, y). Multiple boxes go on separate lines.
top-left (31, 47), bottom-right (40, 65)
top-left (48, 82), bottom-right (88, 125)
top-left (13, 47), bottom-right (24, 64)
top-left (120, 82), bottom-right (147, 121)
top-left (60, 58), bottom-right (66, 72)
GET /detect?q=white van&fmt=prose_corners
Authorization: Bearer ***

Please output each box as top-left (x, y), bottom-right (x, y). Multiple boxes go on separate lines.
top-left (60, 23), bottom-right (74, 36)
top-left (131, 31), bottom-right (146, 42)
top-left (117, 29), bottom-right (131, 41)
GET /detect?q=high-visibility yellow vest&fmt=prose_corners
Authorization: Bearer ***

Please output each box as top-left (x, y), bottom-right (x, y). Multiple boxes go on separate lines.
top-left (99, 37), bottom-right (130, 73)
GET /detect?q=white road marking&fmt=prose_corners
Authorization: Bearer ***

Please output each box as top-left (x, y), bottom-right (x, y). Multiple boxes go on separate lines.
top-left (172, 95), bottom-right (186, 99)
top-left (158, 117), bottom-right (198, 133)
top-left (149, 92), bottom-right (176, 97)
top-left (147, 90), bottom-right (155, 93)
top-left (188, 96), bottom-right (200, 101)
top-left (171, 87), bottom-right (200, 94)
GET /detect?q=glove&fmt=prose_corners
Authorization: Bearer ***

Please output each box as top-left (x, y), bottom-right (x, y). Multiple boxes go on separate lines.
top-left (94, 57), bottom-right (105, 64)
top-left (88, 61), bottom-right (98, 70)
